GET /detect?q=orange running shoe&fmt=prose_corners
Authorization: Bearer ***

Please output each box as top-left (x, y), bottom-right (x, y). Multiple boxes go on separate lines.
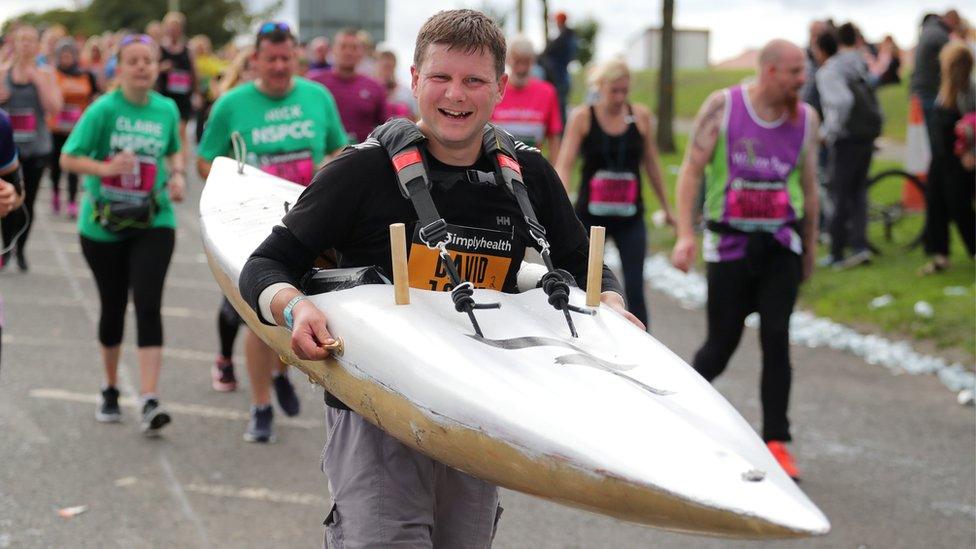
top-left (767, 441), bottom-right (800, 481)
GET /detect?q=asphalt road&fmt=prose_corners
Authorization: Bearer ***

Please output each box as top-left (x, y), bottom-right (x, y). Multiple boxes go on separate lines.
top-left (0, 173), bottom-right (972, 548)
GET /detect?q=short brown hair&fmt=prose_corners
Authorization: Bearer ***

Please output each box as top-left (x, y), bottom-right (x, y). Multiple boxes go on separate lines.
top-left (413, 9), bottom-right (506, 77)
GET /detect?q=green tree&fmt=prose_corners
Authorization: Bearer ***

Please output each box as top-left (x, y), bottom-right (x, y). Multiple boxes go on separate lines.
top-left (3, 0), bottom-right (279, 48)
top-left (574, 18), bottom-right (598, 66)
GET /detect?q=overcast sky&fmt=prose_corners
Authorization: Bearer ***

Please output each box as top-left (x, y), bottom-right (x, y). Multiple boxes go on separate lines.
top-left (3, 0), bottom-right (969, 66)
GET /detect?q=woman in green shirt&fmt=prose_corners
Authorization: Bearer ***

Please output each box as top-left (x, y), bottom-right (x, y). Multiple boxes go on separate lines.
top-left (60, 34), bottom-right (185, 436)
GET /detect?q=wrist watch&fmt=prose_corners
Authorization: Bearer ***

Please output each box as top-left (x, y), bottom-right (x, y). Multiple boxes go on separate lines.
top-left (283, 295), bottom-right (307, 330)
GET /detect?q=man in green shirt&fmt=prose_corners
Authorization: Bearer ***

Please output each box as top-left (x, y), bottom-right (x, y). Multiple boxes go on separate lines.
top-left (197, 22), bottom-right (347, 443)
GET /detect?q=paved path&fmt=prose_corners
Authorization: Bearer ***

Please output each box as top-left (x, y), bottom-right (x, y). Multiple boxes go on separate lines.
top-left (0, 174), bottom-right (971, 548)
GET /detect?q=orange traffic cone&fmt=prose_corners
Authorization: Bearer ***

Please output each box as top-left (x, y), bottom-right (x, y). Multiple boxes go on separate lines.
top-left (903, 94), bottom-right (929, 211)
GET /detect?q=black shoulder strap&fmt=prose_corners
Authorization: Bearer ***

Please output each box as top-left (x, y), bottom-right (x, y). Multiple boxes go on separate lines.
top-left (482, 124), bottom-right (549, 249)
top-left (367, 118), bottom-right (447, 246)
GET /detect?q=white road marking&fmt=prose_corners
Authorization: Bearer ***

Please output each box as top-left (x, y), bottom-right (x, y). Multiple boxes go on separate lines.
top-left (0, 397), bottom-right (51, 445)
top-left (182, 482), bottom-right (328, 507)
top-left (29, 389), bottom-right (322, 429)
top-left (159, 455), bottom-right (213, 548)
top-left (23, 264), bottom-right (219, 292)
top-left (2, 298), bottom-right (216, 320)
top-left (4, 335), bottom-right (241, 364)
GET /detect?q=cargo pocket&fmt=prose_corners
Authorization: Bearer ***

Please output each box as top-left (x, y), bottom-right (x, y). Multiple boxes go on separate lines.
top-left (490, 504), bottom-right (504, 543)
top-left (321, 409), bottom-right (344, 473)
top-left (323, 502), bottom-right (343, 548)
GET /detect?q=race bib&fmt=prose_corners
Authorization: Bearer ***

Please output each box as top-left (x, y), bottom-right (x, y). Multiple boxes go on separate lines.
top-left (258, 150), bottom-right (315, 186)
top-left (100, 153), bottom-right (158, 201)
top-left (56, 104), bottom-right (83, 131)
top-left (10, 109), bottom-right (37, 142)
top-left (726, 178), bottom-right (790, 228)
top-left (408, 224), bottom-right (517, 292)
top-left (587, 170), bottom-right (639, 217)
top-left (167, 70), bottom-right (192, 94)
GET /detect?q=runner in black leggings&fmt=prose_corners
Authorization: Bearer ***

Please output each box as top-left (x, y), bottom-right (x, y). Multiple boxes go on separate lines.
top-left (555, 59), bottom-right (674, 329)
top-left (60, 34), bottom-right (185, 436)
top-left (0, 109), bottom-right (25, 370)
top-left (0, 24), bottom-right (63, 271)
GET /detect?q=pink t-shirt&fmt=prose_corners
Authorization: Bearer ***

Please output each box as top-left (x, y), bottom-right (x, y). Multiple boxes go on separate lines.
top-left (308, 69), bottom-right (388, 143)
top-left (491, 78), bottom-right (562, 147)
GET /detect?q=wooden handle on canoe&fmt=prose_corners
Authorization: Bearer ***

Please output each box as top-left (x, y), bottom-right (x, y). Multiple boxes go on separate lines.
top-left (586, 226), bottom-right (605, 307)
top-left (390, 223), bottom-right (410, 305)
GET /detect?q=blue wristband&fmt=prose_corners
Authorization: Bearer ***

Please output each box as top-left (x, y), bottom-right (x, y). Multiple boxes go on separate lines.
top-left (282, 295), bottom-right (307, 330)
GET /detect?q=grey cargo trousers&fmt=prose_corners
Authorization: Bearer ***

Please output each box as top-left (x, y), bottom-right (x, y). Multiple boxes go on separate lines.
top-left (322, 407), bottom-right (503, 548)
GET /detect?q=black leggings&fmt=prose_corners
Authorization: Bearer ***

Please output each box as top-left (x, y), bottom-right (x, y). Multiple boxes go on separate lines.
top-left (50, 133), bottom-right (79, 203)
top-left (691, 239), bottom-right (801, 442)
top-left (217, 297), bottom-right (242, 358)
top-left (1, 155), bottom-right (46, 260)
top-left (80, 228), bottom-right (175, 347)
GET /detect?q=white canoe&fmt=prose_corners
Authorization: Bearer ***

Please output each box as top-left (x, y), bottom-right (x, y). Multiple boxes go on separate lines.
top-left (200, 157), bottom-right (830, 538)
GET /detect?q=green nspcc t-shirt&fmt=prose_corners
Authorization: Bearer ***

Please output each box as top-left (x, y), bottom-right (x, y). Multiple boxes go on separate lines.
top-left (63, 89), bottom-right (181, 241)
top-left (197, 77), bottom-right (348, 186)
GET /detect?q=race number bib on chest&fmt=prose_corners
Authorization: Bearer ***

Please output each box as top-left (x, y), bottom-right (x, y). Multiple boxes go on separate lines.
top-left (258, 150), bottom-right (314, 186)
top-left (10, 109), bottom-right (37, 142)
top-left (100, 153), bottom-right (158, 201)
top-left (408, 224), bottom-right (517, 292)
top-left (167, 70), bottom-right (192, 94)
top-left (56, 104), bottom-right (83, 131)
top-left (587, 170), bottom-right (639, 217)
top-left (726, 178), bottom-right (790, 228)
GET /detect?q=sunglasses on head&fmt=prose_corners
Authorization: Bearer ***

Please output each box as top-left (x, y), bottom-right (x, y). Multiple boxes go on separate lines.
top-left (258, 22), bottom-right (291, 35)
top-left (120, 34), bottom-right (153, 47)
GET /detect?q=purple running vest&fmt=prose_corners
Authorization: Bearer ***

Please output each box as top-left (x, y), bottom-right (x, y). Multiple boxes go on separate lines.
top-left (703, 85), bottom-right (809, 262)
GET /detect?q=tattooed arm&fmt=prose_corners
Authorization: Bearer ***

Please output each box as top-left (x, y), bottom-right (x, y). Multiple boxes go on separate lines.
top-left (670, 90), bottom-right (726, 272)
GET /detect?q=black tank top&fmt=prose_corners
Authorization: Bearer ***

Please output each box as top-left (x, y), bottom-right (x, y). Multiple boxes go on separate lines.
top-left (576, 104), bottom-right (645, 220)
top-left (156, 44), bottom-right (194, 99)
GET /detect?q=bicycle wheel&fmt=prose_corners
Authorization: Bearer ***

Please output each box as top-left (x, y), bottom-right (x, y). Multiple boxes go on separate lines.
top-left (866, 169), bottom-right (926, 250)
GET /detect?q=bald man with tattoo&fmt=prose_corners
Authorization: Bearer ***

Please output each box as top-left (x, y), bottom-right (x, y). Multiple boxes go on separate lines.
top-left (671, 39), bottom-right (820, 481)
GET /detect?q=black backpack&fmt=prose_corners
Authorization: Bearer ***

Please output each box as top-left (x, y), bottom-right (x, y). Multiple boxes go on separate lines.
top-left (845, 73), bottom-right (883, 140)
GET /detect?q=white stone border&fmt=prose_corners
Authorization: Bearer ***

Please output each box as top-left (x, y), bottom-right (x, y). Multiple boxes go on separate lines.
top-left (604, 245), bottom-right (976, 403)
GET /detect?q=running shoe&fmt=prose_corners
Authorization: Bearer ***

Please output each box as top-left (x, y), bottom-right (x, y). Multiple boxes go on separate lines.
top-left (273, 371), bottom-right (300, 417)
top-left (66, 201), bottom-right (78, 219)
top-left (140, 398), bottom-right (171, 436)
top-left (767, 441), bottom-right (800, 481)
top-left (816, 254), bottom-right (840, 268)
top-left (212, 357), bottom-right (238, 392)
top-left (833, 249), bottom-right (873, 270)
top-left (243, 405), bottom-right (275, 443)
top-left (96, 386), bottom-right (122, 423)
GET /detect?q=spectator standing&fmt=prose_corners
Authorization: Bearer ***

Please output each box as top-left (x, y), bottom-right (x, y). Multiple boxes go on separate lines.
top-left (308, 29), bottom-right (387, 143)
top-left (869, 35), bottom-right (902, 88)
top-left (920, 41), bottom-right (976, 274)
top-left (801, 20), bottom-right (831, 120)
top-left (911, 11), bottom-right (961, 123)
top-left (815, 23), bottom-right (882, 268)
top-left (541, 11), bottom-right (577, 128)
